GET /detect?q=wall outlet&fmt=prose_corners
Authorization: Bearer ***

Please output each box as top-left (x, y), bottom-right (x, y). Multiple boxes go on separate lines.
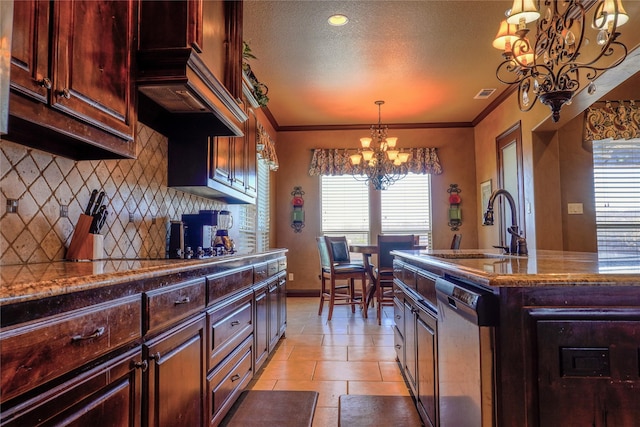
top-left (568, 203), bottom-right (583, 215)
top-left (6, 199), bottom-right (18, 214)
top-left (288, 273), bottom-right (294, 281)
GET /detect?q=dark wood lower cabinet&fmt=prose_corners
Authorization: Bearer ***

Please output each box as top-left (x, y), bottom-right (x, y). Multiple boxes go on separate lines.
top-left (416, 307), bottom-right (438, 427)
top-left (144, 315), bottom-right (206, 427)
top-left (534, 316), bottom-right (640, 427)
top-left (0, 254), bottom-right (288, 427)
top-left (253, 281), bottom-right (269, 372)
top-left (1, 347), bottom-right (142, 427)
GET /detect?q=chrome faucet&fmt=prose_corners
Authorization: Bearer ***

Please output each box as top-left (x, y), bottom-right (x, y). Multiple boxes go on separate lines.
top-left (483, 189), bottom-right (528, 255)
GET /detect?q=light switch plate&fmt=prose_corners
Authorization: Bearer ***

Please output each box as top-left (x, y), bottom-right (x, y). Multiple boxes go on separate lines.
top-left (568, 203), bottom-right (583, 214)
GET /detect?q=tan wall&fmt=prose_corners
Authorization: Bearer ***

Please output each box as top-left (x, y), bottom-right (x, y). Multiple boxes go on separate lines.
top-left (273, 127), bottom-right (477, 293)
top-left (474, 91), bottom-right (550, 251)
top-left (558, 115), bottom-right (597, 252)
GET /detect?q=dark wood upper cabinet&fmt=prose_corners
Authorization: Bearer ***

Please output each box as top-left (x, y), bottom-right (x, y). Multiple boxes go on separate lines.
top-left (137, 0), bottom-right (246, 138)
top-left (8, 0), bottom-right (138, 160)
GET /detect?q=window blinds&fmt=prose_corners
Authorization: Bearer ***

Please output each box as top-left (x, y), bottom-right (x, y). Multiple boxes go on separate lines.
top-left (592, 138), bottom-right (640, 259)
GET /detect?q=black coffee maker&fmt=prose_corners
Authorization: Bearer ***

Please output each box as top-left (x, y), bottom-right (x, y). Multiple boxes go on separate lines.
top-left (180, 211), bottom-right (217, 258)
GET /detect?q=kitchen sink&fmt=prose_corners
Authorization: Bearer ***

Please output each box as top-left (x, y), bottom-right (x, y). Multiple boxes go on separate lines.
top-left (429, 252), bottom-right (522, 260)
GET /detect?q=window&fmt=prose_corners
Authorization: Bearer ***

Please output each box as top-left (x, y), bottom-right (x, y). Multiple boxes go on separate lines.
top-left (256, 157), bottom-right (270, 252)
top-left (381, 174), bottom-right (432, 247)
top-left (320, 176), bottom-right (369, 244)
top-left (238, 157), bottom-right (270, 253)
top-left (321, 173), bottom-right (432, 247)
top-left (592, 138), bottom-right (640, 260)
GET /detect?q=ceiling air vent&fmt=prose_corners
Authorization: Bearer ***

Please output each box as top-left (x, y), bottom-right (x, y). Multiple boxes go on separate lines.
top-left (474, 88), bottom-right (496, 100)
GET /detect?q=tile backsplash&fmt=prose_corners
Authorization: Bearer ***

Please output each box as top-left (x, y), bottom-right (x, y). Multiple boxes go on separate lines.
top-left (0, 123), bottom-right (224, 265)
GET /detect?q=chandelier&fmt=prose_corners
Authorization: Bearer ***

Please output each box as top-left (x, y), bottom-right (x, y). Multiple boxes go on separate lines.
top-left (494, 0), bottom-right (630, 122)
top-left (349, 101), bottom-right (411, 190)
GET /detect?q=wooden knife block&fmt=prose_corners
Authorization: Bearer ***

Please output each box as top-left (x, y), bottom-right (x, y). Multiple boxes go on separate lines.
top-left (66, 214), bottom-right (103, 261)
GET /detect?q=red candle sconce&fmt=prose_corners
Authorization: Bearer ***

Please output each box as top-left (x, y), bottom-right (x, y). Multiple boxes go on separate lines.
top-left (448, 184), bottom-right (462, 231)
top-left (291, 186), bottom-right (305, 233)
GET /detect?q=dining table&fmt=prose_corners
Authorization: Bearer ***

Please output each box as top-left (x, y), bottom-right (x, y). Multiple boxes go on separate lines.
top-left (349, 243), bottom-right (427, 309)
top-left (349, 244), bottom-right (378, 308)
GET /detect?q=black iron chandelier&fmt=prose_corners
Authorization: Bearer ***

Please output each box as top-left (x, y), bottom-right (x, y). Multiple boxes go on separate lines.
top-left (349, 101), bottom-right (411, 190)
top-left (494, 0), bottom-right (631, 122)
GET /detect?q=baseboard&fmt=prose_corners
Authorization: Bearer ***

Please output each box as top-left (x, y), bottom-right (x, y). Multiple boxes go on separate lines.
top-left (285, 289), bottom-right (320, 297)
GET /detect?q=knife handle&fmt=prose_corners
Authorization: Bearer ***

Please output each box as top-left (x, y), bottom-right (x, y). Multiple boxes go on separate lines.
top-left (92, 192), bottom-right (105, 215)
top-left (85, 189), bottom-right (98, 215)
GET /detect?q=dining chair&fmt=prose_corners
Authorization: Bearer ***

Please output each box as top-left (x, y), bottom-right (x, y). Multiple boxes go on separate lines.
top-left (375, 234), bottom-right (416, 324)
top-left (316, 236), bottom-right (368, 321)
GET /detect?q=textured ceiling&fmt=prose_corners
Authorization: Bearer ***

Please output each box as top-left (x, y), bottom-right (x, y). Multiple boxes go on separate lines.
top-left (243, 1), bottom-right (640, 129)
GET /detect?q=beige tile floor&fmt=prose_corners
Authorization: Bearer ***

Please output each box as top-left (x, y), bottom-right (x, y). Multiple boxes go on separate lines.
top-left (247, 297), bottom-right (412, 427)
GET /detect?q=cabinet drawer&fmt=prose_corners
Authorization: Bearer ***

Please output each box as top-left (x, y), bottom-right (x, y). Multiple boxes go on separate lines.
top-left (207, 288), bottom-right (253, 371)
top-left (208, 337), bottom-right (253, 424)
top-left (268, 261), bottom-right (278, 277)
top-left (254, 261), bottom-right (269, 283)
top-left (0, 295), bottom-right (141, 403)
top-left (278, 257), bottom-right (287, 272)
top-left (207, 266), bottom-right (253, 305)
top-left (1, 347), bottom-right (142, 427)
top-left (416, 271), bottom-right (438, 309)
top-left (144, 277), bottom-right (205, 334)
top-left (394, 297), bottom-right (405, 336)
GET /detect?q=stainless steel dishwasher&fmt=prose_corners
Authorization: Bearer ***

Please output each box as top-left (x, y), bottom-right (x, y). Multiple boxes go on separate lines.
top-left (436, 276), bottom-right (499, 427)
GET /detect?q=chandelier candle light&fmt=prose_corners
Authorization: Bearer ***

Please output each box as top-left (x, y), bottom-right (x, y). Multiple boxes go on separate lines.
top-left (349, 101), bottom-right (411, 190)
top-left (494, 0), bottom-right (630, 122)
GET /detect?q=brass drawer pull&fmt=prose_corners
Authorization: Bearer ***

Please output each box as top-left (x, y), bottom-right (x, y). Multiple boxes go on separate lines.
top-left (71, 326), bottom-right (105, 342)
top-left (230, 320), bottom-right (240, 326)
top-left (230, 374), bottom-right (241, 382)
top-left (150, 352), bottom-right (161, 363)
top-left (174, 297), bottom-right (191, 305)
top-left (56, 88), bottom-right (71, 99)
top-left (133, 360), bottom-right (149, 372)
top-left (35, 77), bottom-right (52, 89)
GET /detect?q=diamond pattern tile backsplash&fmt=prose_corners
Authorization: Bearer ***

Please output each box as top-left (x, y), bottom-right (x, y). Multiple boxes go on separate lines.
top-left (0, 123), bottom-right (225, 265)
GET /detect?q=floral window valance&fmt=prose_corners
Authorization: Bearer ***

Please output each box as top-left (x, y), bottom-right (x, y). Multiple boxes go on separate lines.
top-left (257, 122), bottom-right (279, 171)
top-left (584, 100), bottom-right (640, 142)
top-left (308, 148), bottom-right (442, 176)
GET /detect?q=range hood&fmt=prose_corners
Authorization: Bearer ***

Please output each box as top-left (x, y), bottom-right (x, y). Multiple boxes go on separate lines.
top-left (137, 48), bottom-right (246, 137)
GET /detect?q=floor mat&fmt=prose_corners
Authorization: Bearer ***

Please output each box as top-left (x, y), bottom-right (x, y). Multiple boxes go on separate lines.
top-left (338, 395), bottom-right (423, 426)
top-left (221, 390), bottom-right (319, 427)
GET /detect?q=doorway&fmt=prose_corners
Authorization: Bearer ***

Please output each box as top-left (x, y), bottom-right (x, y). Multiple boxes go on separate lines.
top-left (496, 122), bottom-right (525, 246)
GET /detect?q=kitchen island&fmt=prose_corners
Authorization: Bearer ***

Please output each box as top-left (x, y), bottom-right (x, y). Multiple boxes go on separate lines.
top-left (391, 249), bottom-right (639, 427)
top-left (0, 250), bottom-right (287, 426)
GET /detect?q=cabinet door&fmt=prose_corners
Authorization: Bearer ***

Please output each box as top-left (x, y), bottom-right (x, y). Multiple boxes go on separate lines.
top-left (1, 348), bottom-right (142, 427)
top-left (244, 107), bottom-right (258, 198)
top-left (145, 315), bottom-right (206, 427)
top-left (50, 0), bottom-right (135, 139)
top-left (254, 284), bottom-right (269, 371)
top-left (277, 275), bottom-right (287, 336)
top-left (403, 301), bottom-right (417, 395)
top-left (211, 136), bottom-right (233, 184)
top-left (10, 0), bottom-right (50, 103)
top-left (536, 318), bottom-right (640, 427)
top-left (267, 280), bottom-right (279, 352)
top-left (416, 308), bottom-right (438, 427)
top-left (231, 134), bottom-right (247, 193)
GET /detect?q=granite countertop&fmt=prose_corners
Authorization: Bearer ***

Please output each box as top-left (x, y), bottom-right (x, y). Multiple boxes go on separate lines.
top-left (391, 249), bottom-right (640, 288)
top-left (0, 250), bottom-right (287, 306)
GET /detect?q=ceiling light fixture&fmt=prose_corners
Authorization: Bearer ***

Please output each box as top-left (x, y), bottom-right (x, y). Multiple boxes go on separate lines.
top-left (328, 14), bottom-right (349, 26)
top-left (494, 0), bottom-right (631, 122)
top-left (349, 101), bottom-right (410, 190)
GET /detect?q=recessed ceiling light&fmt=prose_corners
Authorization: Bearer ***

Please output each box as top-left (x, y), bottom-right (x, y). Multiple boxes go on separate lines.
top-left (328, 14), bottom-right (349, 26)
